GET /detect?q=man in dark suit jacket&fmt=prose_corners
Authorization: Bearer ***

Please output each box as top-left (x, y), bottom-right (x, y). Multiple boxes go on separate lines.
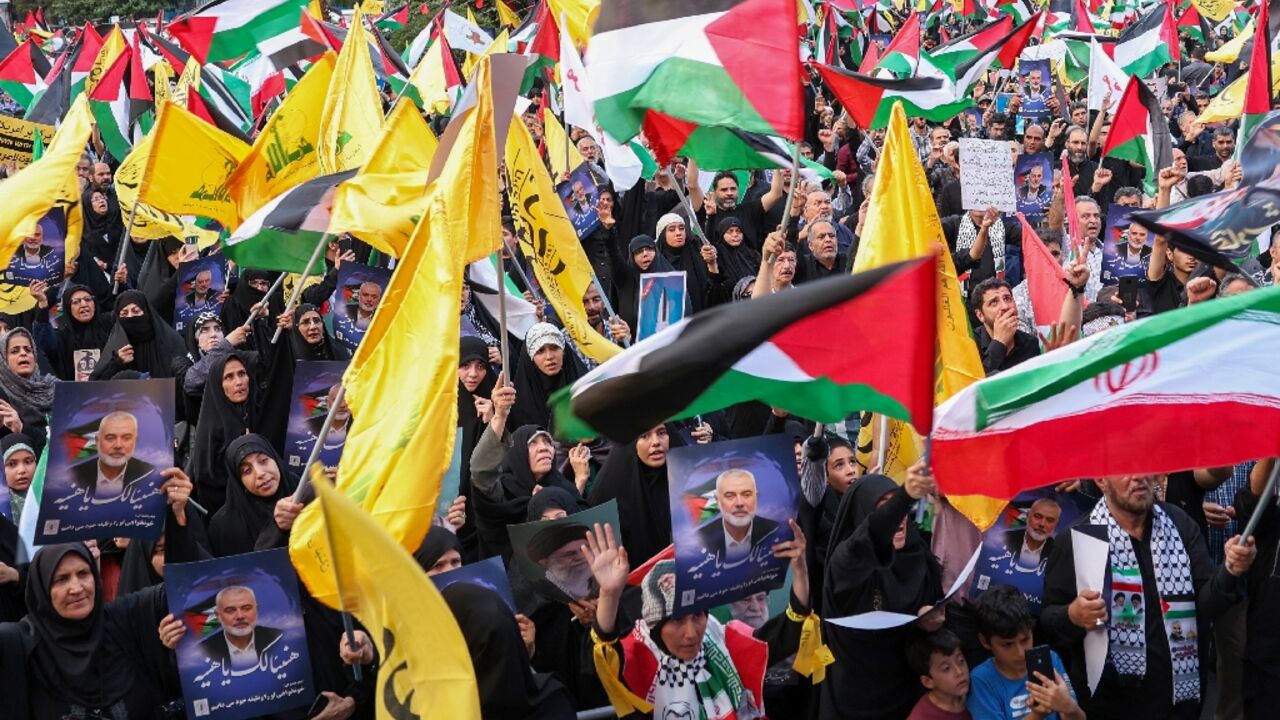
top-left (693, 469), bottom-right (782, 568)
top-left (1001, 496), bottom-right (1062, 573)
top-left (68, 411), bottom-right (156, 504)
top-left (198, 585), bottom-right (285, 673)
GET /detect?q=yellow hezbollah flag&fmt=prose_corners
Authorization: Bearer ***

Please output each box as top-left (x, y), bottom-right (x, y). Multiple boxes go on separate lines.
top-left (506, 120), bottom-right (621, 365)
top-left (229, 54), bottom-right (335, 222)
top-left (318, 8), bottom-right (381, 173)
top-left (542, 107), bottom-right (586, 179)
top-left (1206, 18), bottom-right (1252, 63)
top-left (151, 61), bottom-right (172, 115)
top-left (292, 55), bottom-right (505, 608)
top-left (297, 471), bottom-right (481, 719)
top-left (0, 96), bottom-right (93, 268)
top-left (115, 133), bottom-right (221, 249)
top-left (171, 57), bottom-right (202, 110)
top-left (1198, 58), bottom-right (1280, 123)
top-left (1191, 0), bottom-right (1237, 22)
top-left (497, 0), bottom-right (522, 27)
top-left (139, 103), bottom-right (251, 230)
top-left (853, 101), bottom-right (1003, 530)
top-left (546, 0), bottom-right (600, 46)
top-left (329, 98), bottom-right (438, 257)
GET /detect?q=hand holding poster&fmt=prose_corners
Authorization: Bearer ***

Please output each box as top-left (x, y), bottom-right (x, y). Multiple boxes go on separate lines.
top-left (637, 271), bottom-right (687, 341)
top-left (1014, 154), bottom-right (1053, 219)
top-left (329, 264), bottom-right (392, 353)
top-left (284, 361), bottom-right (350, 475)
top-left (175, 253), bottom-right (228, 331)
top-left (36, 379), bottom-right (174, 542)
top-left (166, 549), bottom-right (313, 720)
top-left (508, 500), bottom-right (621, 604)
top-left (1018, 59), bottom-right (1053, 122)
top-left (3, 208), bottom-right (68, 286)
top-left (959, 138), bottom-right (1016, 213)
top-left (556, 162), bottom-right (602, 239)
top-left (668, 434), bottom-right (799, 614)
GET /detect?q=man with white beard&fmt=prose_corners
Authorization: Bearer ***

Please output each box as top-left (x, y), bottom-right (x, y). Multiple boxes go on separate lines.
top-left (69, 411), bottom-right (157, 504)
top-left (1004, 497), bottom-right (1063, 574)
top-left (728, 591), bottom-right (771, 629)
top-left (694, 469), bottom-right (782, 567)
top-left (198, 586), bottom-right (285, 673)
top-left (528, 523), bottom-right (595, 600)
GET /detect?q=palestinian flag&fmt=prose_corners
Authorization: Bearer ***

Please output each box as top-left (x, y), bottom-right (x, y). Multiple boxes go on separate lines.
top-left (68, 22), bottom-right (105, 98)
top-left (641, 114), bottom-right (834, 183)
top-left (87, 44), bottom-right (151, 161)
top-left (376, 4), bottom-right (412, 32)
top-left (929, 15), bottom-right (1013, 80)
top-left (1238, 0), bottom-right (1272, 152)
top-left (1114, 2), bottom-right (1180, 77)
top-left (1100, 79), bottom-right (1173, 196)
top-left (225, 171), bottom-right (356, 274)
top-left (519, 0), bottom-right (559, 93)
top-left (0, 39), bottom-right (51, 110)
top-left (550, 257), bottom-right (937, 442)
top-left (874, 12), bottom-right (921, 77)
top-left (316, 19), bottom-right (411, 80)
top-left (167, 0), bottom-right (312, 63)
top-left (0, 19), bottom-right (16, 62)
top-left (25, 54), bottom-right (69, 126)
top-left (389, 30), bottom-right (463, 115)
top-left (1176, 2), bottom-right (1212, 44)
top-left (138, 26), bottom-right (253, 140)
top-left (588, 0), bottom-right (804, 144)
top-left (1128, 173), bottom-right (1280, 271)
top-left (931, 285), bottom-right (1280, 499)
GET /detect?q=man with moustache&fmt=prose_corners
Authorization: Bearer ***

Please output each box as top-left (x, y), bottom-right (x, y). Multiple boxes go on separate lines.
top-left (198, 585), bottom-right (285, 673)
top-left (527, 522), bottom-right (594, 600)
top-left (1003, 497), bottom-right (1062, 574)
top-left (694, 469), bottom-right (782, 567)
top-left (69, 411), bottom-right (157, 504)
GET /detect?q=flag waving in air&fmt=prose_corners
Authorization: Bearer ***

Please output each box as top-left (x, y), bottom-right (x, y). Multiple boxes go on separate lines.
top-left (1100, 79), bottom-right (1173, 195)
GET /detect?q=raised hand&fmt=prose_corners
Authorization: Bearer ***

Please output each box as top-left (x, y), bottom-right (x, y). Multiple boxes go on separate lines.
top-left (582, 522), bottom-right (629, 597)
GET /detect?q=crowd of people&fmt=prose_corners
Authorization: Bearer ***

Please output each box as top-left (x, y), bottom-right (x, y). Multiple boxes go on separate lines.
top-left (0, 3), bottom-right (1274, 720)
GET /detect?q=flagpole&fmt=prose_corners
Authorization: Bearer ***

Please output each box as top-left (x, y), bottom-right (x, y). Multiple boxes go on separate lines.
top-left (877, 414), bottom-right (890, 471)
top-left (111, 203), bottom-right (140, 294)
top-left (270, 232), bottom-right (332, 344)
top-left (292, 383), bottom-right (347, 503)
top-left (1239, 460), bottom-right (1279, 545)
top-left (241, 271), bottom-right (287, 331)
top-left (667, 166), bottom-right (712, 248)
top-left (770, 142), bottom-right (805, 264)
top-left (496, 238), bottom-right (511, 385)
top-left (917, 434), bottom-right (933, 523)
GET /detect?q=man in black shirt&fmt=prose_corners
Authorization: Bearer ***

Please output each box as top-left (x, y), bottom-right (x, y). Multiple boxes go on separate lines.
top-left (687, 161), bottom-right (786, 251)
top-left (970, 277), bottom-right (1042, 375)
top-left (1233, 458), bottom-right (1280, 719)
top-left (1146, 228), bottom-right (1199, 314)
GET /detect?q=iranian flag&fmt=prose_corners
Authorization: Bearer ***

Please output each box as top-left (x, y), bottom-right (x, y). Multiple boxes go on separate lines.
top-left (1100, 78), bottom-right (1173, 196)
top-left (224, 171), bottom-right (356, 274)
top-left (1114, 2), bottom-right (1180, 77)
top-left (931, 286), bottom-right (1280, 499)
top-left (587, 0), bottom-right (804, 144)
top-left (168, 0), bottom-right (312, 64)
top-left (550, 257), bottom-right (937, 442)
top-left (0, 39), bottom-right (51, 110)
top-left (1238, 0), bottom-right (1272, 153)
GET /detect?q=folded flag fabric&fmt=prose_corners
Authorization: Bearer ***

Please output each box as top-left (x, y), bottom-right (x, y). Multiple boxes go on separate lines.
top-left (551, 256), bottom-right (937, 442)
top-left (224, 171), bottom-right (355, 274)
top-left (167, 0), bottom-right (313, 64)
top-left (932, 285), bottom-right (1280, 499)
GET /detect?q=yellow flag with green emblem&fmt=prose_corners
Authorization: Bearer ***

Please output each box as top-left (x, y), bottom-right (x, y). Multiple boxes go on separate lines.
top-left (139, 103), bottom-right (251, 230)
top-left (318, 8), bottom-right (381, 173)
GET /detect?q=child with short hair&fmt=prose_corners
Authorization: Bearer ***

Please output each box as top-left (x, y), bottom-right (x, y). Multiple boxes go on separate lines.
top-left (907, 629), bottom-right (973, 719)
top-left (968, 585), bottom-right (1085, 720)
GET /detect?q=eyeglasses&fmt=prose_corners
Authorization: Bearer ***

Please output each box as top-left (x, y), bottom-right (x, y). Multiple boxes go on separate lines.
top-left (298, 317), bottom-right (323, 327)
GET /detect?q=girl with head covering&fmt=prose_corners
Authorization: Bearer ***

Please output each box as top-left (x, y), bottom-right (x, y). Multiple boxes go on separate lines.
top-left (80, 190), bottom-right (124, 268)
top-left (711, 217), bottom-right (762, 295)
top-left (509, 323), bottom-right (587, 431)
top-left (186, 353), bottom-right (257, 515)
top-left (256, 303), bottom-right (351, 452)
top-left (91, 289), bottom-right (186, 379)
top-left (413, 526), bottom-right (464, 576)
top-left (587, 425), bottom-right (681, 565)
top-left (115, 535), bottom-right (165, 597)
top-left (0, 329), bottom-right (53, 456)
top-left (819, 466), bottom-right (944, 720)
top-left (175, 311), bottom-right (257, 422)
top-left (606, 234), bottom-right (678, 335)
top-left (287, 304), bottom-right (350, 362)
top-left (208, 434), bottom-right (296, 557)
top-left (583, 518), bottom-right (816, 720)
top-left (41, 284), bottom-right (114, 381)
top-left (135, 238), bottom-right (185, 327)
top-left (3, 433), bottom-right (38, 522)
top-left (442, 583), bottom-right (578, 719)
top-left (220, 268), bottom-right (282, 334)
top-left (456, 336), bottom-right (497, 560)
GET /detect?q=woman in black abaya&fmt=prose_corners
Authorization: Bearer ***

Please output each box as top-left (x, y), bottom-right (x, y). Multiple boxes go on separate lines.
top-left (207, 434), bottom-right (296, 557)
top-left (709, 216), bottom-right (761, 304)
top-left (819, 471), bottom-right (943, 720)
top-left (186, 353), bottom-right (258, 515)
top-left (655, 212), bottom-right (711, 313)
top-left (257, 303), bottom-right (351, 451)
top-left (587, 424), bottom-right (682, 564)
top-left (43, 284), bottom-right (115, 381)
top-left (91, 290), bottom-right (186, 380)
top-left (457, 336), bottom-right (497, 560)
top-left (508, 323), bottom-right (586, 431)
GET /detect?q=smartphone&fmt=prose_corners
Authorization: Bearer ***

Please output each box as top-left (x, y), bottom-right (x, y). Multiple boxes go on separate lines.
top-left (1118, 276), bottom-right (1139, 313)
top-left (1025, 644), bottom-right (1055, 685)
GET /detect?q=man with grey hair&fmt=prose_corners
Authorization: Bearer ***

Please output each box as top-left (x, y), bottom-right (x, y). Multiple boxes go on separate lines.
top-left (69, 411), bottom-right (156, 503)
top-left (199, 585), bottom-right (285, 673)
top-left (694, 468), bottom-right (781, 566)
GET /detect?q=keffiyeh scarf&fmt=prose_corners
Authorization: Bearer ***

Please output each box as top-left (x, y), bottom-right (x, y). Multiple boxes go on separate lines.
top-left (1090, 498), bottom-right (1200, 704)
top-left (640, 619), bottom-right (763, 720)
top-left (956, 214), bottom-right (1005, 286)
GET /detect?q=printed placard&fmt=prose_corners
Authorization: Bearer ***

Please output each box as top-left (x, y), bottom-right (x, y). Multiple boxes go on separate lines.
top-left (959, 138), bottom-right (1016, 213)
top-left (637, 271), bottom-right (687, 341)
top-left (329, 264), bottom-right (392, 353)
top-left (175, 253), bottom-right (228, 332)
top-left (508, 501), bottom-right (620, 604)
top-left (284, 361), bottom-right (350, 475)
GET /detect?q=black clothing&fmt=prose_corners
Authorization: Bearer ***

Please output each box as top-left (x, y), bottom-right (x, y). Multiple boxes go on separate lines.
top-left (974, 324), bottom-right (1041, 375)
top-left (1149, 270), bottom-right (1186, 314)
top-left (47, 284), bottom-right (113, 381)
top-left (207, 434), bottom-right (296, 557)
top-left (186, 352), bottom-right (258, 515)
top-left (508, 343), bottom-right (587, 432)
top-left (413, 525), bottom-right (463, 572)
top-left (587, 431), bottom-right (682, 564)
top-left (1234, 481), bottom-right (1280, 677)
top-left (91, 289), bottom-right (186, 379)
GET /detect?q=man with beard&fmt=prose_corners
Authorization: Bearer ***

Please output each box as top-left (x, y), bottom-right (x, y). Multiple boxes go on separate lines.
top-left (185, 269), bottom-right (217, 311)
top-left (1063, 126), bottom-right (1102, 199)
top-left (1188, 127), bottom-right (1235, 172)
top-left (198, 585), bottom-right (285, 673)
top-left (1041, 475), bottom-right (1256, 720)
top-left (69, 411), bottom-right (157, 504)
top-left (689, 160), bottom-right (787, 250)
top-left (694, 469), bottom-right (782, 567)
top-left (349, 281), bottom-right (382, 331)
top-left (1003, 497), bottom-right (1061, 575)
top-left (752, 231), bottom-right (797, 297)
top-left (582, 284), bottom-right (630, 346)
top-left (527, 522), bottom-right (594, 601)
top-left (794, 219), bottom-right (848, 284)
top-left (728, 591), bottom-right (771, 629)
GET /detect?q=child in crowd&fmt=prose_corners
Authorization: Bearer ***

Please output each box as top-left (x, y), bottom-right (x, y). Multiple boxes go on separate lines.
top-left (907, 629), bottom-right (973, 720)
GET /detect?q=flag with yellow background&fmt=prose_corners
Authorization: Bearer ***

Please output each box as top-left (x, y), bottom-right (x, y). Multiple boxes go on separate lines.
top-left (139, 103), bottom-right (251, 230)
top-left (115, 133), bottom-right (222, 249)
top-left (318, 8), bottom-right (381, 174)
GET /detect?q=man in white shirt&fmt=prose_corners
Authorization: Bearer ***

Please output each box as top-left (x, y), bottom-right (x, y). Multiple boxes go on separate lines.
top-left (199, 586), bottom-right (284, 674)
top-left (694, 469), bottom-right (781, 567)
top-left (69, 411), bottom-right (156, 504)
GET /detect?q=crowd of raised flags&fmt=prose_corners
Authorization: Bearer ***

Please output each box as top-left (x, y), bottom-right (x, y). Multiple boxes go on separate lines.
top-left (0, 0), bottom-right (1275, 717)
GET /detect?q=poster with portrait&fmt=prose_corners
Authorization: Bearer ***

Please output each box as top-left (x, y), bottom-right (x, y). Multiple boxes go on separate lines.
top-left (668, 434), bottom-right (799, 615)
top-left (961, 107), bottom-right (984, 135)
top-left (508, 501), bottom-right (620, 605)
top-left (284, 361), bottom-right (349, 476)
top-left (637, 271), bottom-right (687, 341)
top-left (2, 208), bottom-right (67, 286)
top-left (1018, 59), bottom-right (1053, 122)
top-left (1014, 153), bottom-right (1053, 218)
top-left (432, 556), bottom-right (516, 612)
top-left (1101, 204), bottom-right (1151, 286)
top-left (329, 264), bottom-right (392, 353)
top-left (175, 253), bottom-right (228, 332)
top-left (970, 488), bottom-right (1091, 615)
top-left (166, 549), bottom-right (313, 720)
top-left (36, 379), bottom-right (175, 543)
top-left (555, 162), bottom-right (601, 239)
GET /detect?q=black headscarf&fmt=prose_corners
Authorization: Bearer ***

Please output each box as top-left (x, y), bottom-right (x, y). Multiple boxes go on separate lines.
top-left (186, 352), bottom-right (257, 515)
top-left (508, 333), bottom-right (586, 431)
top-left (472, 425), bottom-right (584, 563)
top-left (96, 289), bottom-right (186, 378)
top-left (442, 583), bottom-right (576, 720)
top-left (137, 238), bottom-right (182, 327)
top-left (220, 269), bottom-right (283, 332)
top-left (289, 304), bottom-right (351, 362)
top-left (208, 434), bottom-right (296, 557)
top-left (457, 336), bottom-right (497, 560)
top-left (53, 284), bottom-right (114, 380)
top-left (525, 486), bottom-right (581, 522)
top-left (413, 526), bottom-right (463, 573)
top-left (80, 188), bottom-right (123, 267)
top-left (657, 219), bottom-right (710, 312)
top-left (587, 428), bottom-right (684, 564)
top-left (22, 543), bottom-right (134, 709)
top-left (614, 234), bottom-right (678, 332)
top-left (116, 539), bottom-right (162, 596)
top-left (712, 216), bottom-right (762, 286)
